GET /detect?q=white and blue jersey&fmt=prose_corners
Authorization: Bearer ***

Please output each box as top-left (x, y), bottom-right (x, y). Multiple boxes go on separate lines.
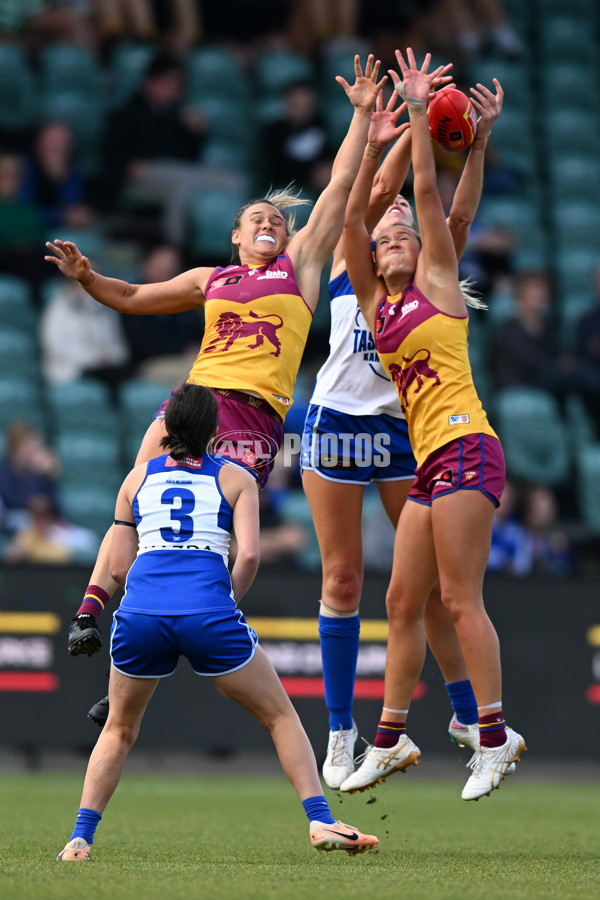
top-left (111, 453), bottom-right (258, 678)
top-left (301, 270), bottom-right (416, 484)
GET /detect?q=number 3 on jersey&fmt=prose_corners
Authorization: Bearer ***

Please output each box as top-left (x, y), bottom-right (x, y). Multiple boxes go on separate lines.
top-left (160, 487), bottom-right (195, 542)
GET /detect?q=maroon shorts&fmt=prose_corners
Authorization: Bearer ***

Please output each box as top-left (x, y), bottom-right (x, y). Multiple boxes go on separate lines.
top-left (408, 433), bottom-right (505, 508)
top-left (154, 386), bottom-right (283, 489)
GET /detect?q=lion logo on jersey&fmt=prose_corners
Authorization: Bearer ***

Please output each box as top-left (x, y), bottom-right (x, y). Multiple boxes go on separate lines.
top-left (389, 349), bottom-right (441, 413)
top-left (205, 310), bottom-right (283, 356)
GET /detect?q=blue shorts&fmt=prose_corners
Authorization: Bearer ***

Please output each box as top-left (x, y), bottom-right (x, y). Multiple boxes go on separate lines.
top-left (110, 607), bottom-right (258, 678)
top-left (300, 403), bottom-right (416, 484)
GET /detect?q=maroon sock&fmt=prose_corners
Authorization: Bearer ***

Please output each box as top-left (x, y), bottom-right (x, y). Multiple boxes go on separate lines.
top-left (479, 710), bottom-right (507, 748)
top-left (77, 585), bottom-right (110, 622)
top-left (374, 719), bottom-right (406, 749)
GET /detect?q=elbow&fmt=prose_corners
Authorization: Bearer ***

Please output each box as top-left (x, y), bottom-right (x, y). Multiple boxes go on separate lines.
top-left (109, 564), bottom-right (127, 587)
top-left (449, 210), bottom-right (475, 232)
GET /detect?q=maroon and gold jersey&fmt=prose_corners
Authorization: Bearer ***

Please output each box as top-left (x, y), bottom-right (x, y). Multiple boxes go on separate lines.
top-left (374, 284), bottom-right (497, 466)
top-left (188, 254), bottom-right (312, 421)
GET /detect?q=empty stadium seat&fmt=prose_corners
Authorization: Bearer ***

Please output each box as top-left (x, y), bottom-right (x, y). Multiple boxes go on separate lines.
top-left (0, 329), bottom-right (40, 378)
top-left (187, 183), bottom-right (248, 258)
top-left (186, 46), bottom-right (246, 101)
top-left (38, 43), bottom-right (104, 97)
top-left (0, 376), bottom-right (45, 432)
top-left (60, 482), bottom-right (118, 536)
top-left (119, 378), bottom-right (173, 452)
top-left (253, 51), bottom-right (314, 98)
top-left (576, 444), bottom-right (600, 535)
top-left (0, 276), bottom-right (37, 331)
top-left (0, 43), bottom-right (37, 132)
top-left (45, 378), bottom-right (116, 431)
top-left (106, 41), bottom-right (156, 109)
top-left (492, 386), bottom-right (570, 485)
top-left (55, 432), bottom-right (123, 488)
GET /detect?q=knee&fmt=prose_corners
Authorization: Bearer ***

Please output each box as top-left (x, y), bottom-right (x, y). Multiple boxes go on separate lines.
top-left (323, 563), bottom-right (361, 612)
top-left (439, 588), bottom-right (466, 625)
top-left (385, 588), bottom-right (419, 628)
top-left (104, 719), bottom-right (139, 749)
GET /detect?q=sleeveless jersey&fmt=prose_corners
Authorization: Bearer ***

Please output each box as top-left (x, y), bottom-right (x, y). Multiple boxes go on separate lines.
top-left (120, 453), bottom-right (235, 615)
top-left (188, 254), bottom-right (313, 422)
top-left (374, 284), bottom-right (497, 466)
top-left (309, 270), bottom-right (404, 418)
top-left (133, 453), bottom-right (232, 559)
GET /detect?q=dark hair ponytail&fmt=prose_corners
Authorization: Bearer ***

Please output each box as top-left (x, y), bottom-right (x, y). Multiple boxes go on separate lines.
top-left (160, 384), bottom-right (219, 460)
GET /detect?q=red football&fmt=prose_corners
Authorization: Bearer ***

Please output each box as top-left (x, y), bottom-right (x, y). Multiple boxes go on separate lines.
top-left (427, 87), bottom-right (478, 152)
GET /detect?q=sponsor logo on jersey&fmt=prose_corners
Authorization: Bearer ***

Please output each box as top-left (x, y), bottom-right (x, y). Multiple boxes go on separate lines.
top-left (401, 299), bottom-right (419, 318)
top-left (448, 414), bottom-right (470, 426)
top-left (242, 449), bottom-right (257, 466)
top-left (208, 274), bottom-right (244, 292)
top-left (465, 470), bottom-right (477, 480)
top-left (257, 270), bottom-right (288, 280)
top-left (272, 393), bottom-right (290, 405)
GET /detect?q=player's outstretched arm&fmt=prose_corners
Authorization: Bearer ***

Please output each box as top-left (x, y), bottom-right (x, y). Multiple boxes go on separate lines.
top-left (45, 239), bottom-right (209, 314)
top-left (448, 78), bottom-right (503, 261)
top-left (288, 55), bottom-right (385, 284)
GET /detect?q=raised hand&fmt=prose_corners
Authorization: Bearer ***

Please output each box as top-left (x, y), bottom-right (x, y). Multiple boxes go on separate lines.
top-left (336, 54), bottom-right (387, 114)
top-left (390, 49), bottom-right (449, 108)
top-left (368, 89), bottom-right (409, 149)
top-left (469, 78), bottom-right (504, 141)
top-left (44, 239), bottom-right (93, 284)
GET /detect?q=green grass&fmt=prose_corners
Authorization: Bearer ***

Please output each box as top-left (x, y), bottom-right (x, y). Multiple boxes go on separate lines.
top-left (0, 771), bottom-right (598, 900)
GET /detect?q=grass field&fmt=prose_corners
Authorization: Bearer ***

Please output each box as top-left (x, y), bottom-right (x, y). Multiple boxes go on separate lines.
top-left (0, 769), bottom-right (598, 900)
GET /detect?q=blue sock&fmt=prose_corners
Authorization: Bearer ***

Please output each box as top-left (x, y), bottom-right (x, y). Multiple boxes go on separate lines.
top-left (318, 613), bottom-right (360, 732)
top-left (445, 679), bottom-right (478, 725)
top-left (302, 795), bottom-right (335, 825)
top-left (70, 808), bottom-right (102, 845)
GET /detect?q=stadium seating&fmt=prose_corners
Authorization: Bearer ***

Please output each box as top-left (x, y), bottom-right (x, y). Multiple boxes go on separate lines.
top-left (492, 386), bottom-right (570, 485)
top-left (187, 182), bottom-right (248, 258)
top-left (0, 329), bottom-right (40, 379)
top-left (0, 43), bottom-right (37, 133)
top-left (253, 50), bottom-right (314, 98)
top-left (0, 375), bottom-right (46, 432)
top-left (576, 444), bottom-right (600, 535)
top-left (45, 378), bottom-right (116, 432)
top-left (186, 46), bottom-right (247, 101)
top-left (119, 377), bottom-right (173, 458)
top-left (38, 43), bottom-right (104, 97)
top-left (106, 41), bottom-right (156, 109)
top-left (0, 276), bottom-right (37, 332)
top-left (55, 431), bottom-right (123, 487)
top-left (60, 481), bottom-right (118, 536)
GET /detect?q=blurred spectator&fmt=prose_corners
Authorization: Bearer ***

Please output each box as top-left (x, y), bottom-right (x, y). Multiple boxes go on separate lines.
top-left (94, 0), bottom-right (201, 57)
top-left (0, 421), bottom-right (60, 535)
top-left (40, 279), bottom-right (132, 395)
top-left (262, 79), bottom-right (333, 194)
top-left (2, 493), bottom-right (98, 564)
top-left (123, 244), bottom-right (204, 383)
top-left (289, 0), bottom-right (359, 55)
top-left (257, 486), bottom-right (310, 564)
top-left (1, 1), bottom-right (94, 50)
top-left (99, 52), bottom-right (208, 245)
top-left (433, 0), bottom-right (524, 62)
top-left (19, 121), bottom-right (92, 229)
top-left (0, 154), bottom-right (48, 290)
top-left (197, 1), bottom-right (298, 57)
top-left (487, 479), bottom-right (532, 576)
top-left (522, 485), bottom-right (574, 577)
top-left (494, 270), bottom-right (600, 418)
top-left (493, 271), bottom-right (562, 394)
